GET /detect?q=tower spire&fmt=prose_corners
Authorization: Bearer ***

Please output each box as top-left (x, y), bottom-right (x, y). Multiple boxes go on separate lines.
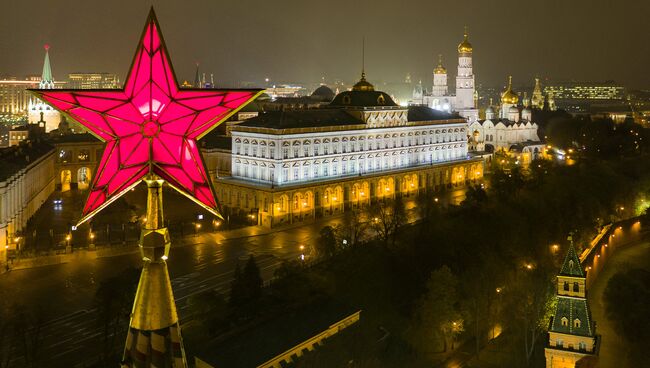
top-left (361, 36), bottom-right (366, 80)
top-left (40, 44), bottom-right (54, 89)
top-left (193, 62), bottom-right (200, 88)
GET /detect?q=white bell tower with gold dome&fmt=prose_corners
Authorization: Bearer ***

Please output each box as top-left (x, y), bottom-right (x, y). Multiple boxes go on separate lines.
top-left (455, 27), bottom-right (475, 110)
top-left (455, 27), bottom-right (479, 123)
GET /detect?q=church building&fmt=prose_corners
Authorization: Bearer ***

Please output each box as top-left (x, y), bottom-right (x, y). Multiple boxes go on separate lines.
top-left (468, 76), bottom-right (544, 161)
top-left (410, 29), bottom-right (479, 123)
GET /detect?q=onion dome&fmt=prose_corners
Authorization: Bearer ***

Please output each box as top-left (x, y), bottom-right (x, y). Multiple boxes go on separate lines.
top-left (434, 54), bottom-right (446, 75)
top-left (352, 72), bottom-right (375, 91)
top-left (508, 105), bottom-right (519, 114)
top-left (485, 105), bottom-right (495, 114)
top-left (457, 27), bottom-right (473, 54)
top-left (501, 76), bottom-right (519, 105)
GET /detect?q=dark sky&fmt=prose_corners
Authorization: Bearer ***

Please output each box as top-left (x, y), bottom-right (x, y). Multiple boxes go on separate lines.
top-left (1, 0), bottom-right (649, 89)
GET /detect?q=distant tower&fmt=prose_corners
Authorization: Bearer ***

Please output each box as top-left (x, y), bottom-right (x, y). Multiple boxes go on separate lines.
top-left (500, 76), bottom-right (519, 119)
top-left (28, 45), bottom-right (61, 132)
top-left (547, 92), bottom-right (557, 111)
top-left (193, 62), bottom-right (201, 88)
top-left (545, 236), bottom-right (599, 368)
top-left (532, 77), bottom-right (545, 109)
top-left (432, 54), bottom-right (448, 97)
top-left (412, 80), bottom-right (423, 100)
top-left (455, 27), bottom-right (475, 109)
top-left (485, 98), bottom-right (496, 120)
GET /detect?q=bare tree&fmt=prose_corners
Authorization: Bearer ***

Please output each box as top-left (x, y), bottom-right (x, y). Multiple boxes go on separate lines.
top-left (369, 196), bottom-right (407, 247)
top-left (338, 209), bottom-right (368, 247)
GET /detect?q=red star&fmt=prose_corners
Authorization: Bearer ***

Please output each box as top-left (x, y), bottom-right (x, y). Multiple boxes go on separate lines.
top-left (31, 9), bottom-right (262, 225)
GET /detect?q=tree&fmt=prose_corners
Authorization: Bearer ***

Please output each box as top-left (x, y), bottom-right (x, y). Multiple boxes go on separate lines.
top-left (186, 289), bottom-right (229, 334)
top-left (229, 255), bottom-right (263, 313)
top-left (243, 255), bottom-right (263, 302)
top-left (369, 197), bottom-right (407, 247)
top-left (338, 209), bottom-right (368, 247)
top-left (229, 262), bottom-right (245, 308)
top-left (94, 267), bottom-right (140, 363)
top-left (315, 226), bottom-right (338, 259)
top-left (603, 268), bottom-right (650, 363)
top-left (462, 185), bottom-right (488, 207)
top-left (412, 266), bottom-right (463, 353)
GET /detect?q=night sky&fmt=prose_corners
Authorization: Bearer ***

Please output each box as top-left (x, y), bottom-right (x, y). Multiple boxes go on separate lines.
top-left (1, 0), bottom-right (649, 88)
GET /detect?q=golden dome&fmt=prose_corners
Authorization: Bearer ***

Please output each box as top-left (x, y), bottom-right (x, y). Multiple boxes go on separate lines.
top-left (501, 76), bottom-right (519, 105)
top-left (352, 72), bottom-right (375, 91)
top-left (457, 27), bottom-right (473, 54)
top-left (434, 54), bottom-right (446, 75)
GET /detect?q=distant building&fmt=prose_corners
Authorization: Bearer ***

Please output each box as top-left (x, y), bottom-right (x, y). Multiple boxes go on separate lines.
top-left (410, 28), bottom-right (479, 123)
top-left (259, 85), bottom-right (336, 111)
top-left (67, 72), bottom-right (120, 89)
top-left (51, 133), bottom-right (102, 192)
top-left (8, 126), bottom-right (28, 147)
top-left (27, 45), bottom-right (62, 132)
top-left (545, 238), bottom-right (599, 368)
top-left (544, 81), bottom-right (625, 113)
top-left (0, 78), bottom-right (39, 115)
top-left (264, 85), bottom-right (306, 99)
top-left (211, 73), bottom-right (483, 227)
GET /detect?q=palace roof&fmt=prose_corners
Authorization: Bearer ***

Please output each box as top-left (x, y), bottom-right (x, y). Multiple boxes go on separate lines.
top-left (238, 109), bottom-right (365, 130)
top-left (0, 140), bottom-right (54, 182)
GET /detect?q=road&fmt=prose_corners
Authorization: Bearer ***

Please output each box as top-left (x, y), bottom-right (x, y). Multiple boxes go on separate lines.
top-left (0, 186), bottom-right (469, 367)
top-left (1, 218), bottom-right (342, 367)
top-left (587, 239), bottom-right (650, 368)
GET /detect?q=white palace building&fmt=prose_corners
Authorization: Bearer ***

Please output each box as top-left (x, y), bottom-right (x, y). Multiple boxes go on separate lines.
top-left (213, 73), bottom-right (484, 227)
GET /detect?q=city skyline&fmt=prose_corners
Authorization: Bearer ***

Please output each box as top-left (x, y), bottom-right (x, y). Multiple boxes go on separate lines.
top-left (1, 0), bottom-right (649, 88)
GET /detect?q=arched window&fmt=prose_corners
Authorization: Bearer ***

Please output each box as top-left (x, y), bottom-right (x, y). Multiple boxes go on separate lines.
top-left (573, 282), bottom-right (580, 292)
top-left (574, 319), bottom-right (581, 328)
top-left (563, 281), bottom-right (569, 291)
top-left (578, 342), bottom-right (587, 351)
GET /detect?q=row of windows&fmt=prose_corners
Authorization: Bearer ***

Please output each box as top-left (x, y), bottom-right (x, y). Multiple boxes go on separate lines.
top-left (234, 148), bottom-right (466, 183)
top-left (235, 133), bottom-right (466, 159)
top-left (58, 148), bottom-right (100, 164)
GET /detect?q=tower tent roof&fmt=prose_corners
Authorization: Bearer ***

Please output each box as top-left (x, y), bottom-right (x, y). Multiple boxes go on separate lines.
top-left (41, 45), bottom-right (53, 83)
top-left (560, 239), bottom-right (584, 278)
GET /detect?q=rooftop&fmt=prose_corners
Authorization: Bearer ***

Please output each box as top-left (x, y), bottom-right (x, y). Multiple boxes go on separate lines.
top-left (238, 109), bottom-right (364, 130)
top-left (0, 140), bottom-right (54, 182)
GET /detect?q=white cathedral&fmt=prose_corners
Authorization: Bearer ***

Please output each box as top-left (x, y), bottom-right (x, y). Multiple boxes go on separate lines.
top-left (469, 76), bottom-right (543, 158)
top-left (28, 45), bottom-right (62, 132)
top-left (410, 29), bottom-right (479, 123)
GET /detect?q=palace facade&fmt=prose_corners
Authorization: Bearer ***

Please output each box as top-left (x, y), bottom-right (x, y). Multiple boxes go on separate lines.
top-left (213, 74), bottom-right (483, 227)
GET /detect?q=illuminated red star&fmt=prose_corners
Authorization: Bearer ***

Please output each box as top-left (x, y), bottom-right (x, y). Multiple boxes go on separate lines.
top-left (31, 9), bottom-right (262, 225)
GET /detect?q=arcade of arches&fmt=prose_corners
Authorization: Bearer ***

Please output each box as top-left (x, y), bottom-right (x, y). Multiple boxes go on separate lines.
top-left (215, 158), bottom-right (483, 227)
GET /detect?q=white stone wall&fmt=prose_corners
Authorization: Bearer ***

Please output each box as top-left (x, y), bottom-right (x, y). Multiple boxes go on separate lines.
top-left (1, 149), bottom-right (55, 266)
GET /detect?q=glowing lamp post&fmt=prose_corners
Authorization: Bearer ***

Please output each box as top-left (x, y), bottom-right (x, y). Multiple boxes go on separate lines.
top-left (30, 9), bottom-right (261, 367)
